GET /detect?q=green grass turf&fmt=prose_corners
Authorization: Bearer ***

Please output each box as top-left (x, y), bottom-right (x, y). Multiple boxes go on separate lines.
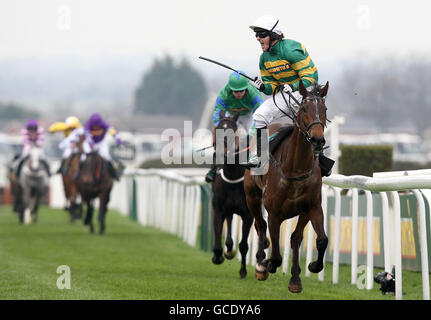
top-left (0, 205), bottom-right (426, 300)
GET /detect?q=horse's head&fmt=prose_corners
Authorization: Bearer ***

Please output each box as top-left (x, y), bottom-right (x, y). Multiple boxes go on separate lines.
top-left (28, 146), bottom-right (42, 172)
top-left (215, 110), bottom-right (240, 158)
top-left (80, 152), bottom-right (105, 186)
top-left (297, 81), bottom-right (329, 154)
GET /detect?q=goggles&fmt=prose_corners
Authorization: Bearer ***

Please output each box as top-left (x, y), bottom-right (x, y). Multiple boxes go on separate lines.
top-left (255, 31), bottom-right (270, 39)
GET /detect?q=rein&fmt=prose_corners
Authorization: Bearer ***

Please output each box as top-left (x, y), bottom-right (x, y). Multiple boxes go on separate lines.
top-left (272, 85), bottom-right (326, 143)
top-left (269, 85), bottom-right (327, 182)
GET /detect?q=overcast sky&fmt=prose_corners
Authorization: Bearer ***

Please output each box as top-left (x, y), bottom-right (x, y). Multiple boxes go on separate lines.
top-left (1, 0), bottom-right (430, 66)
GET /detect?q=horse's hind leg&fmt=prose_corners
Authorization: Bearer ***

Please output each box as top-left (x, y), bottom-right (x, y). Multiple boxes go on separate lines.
top-left (245, 186), bottom-right (269, 280)
top-left (212, 208), bottom-right (225, 265)
top-left (239, 212), bottom-right (253, 279)
top-left (308, 206), bottom-right (328, 274)
top-left (98, 194), bottom-right (109, 235)
top-left (289, 213), bottom-right (310, 293)
top-left (224, 215), bottom-right (235, 260)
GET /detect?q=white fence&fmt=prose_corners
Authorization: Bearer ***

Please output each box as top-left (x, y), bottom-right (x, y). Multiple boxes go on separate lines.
top-left (102, 168), bottom-right (431, 300)
top-left (49, 167), bottom-right (431, 300)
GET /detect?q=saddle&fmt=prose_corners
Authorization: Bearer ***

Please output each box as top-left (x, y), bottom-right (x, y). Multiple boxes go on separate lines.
top-left (268, 125), bottom-right (295, 155)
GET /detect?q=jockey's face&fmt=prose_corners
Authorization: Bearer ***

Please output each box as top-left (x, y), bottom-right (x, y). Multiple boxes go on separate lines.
top-left (256, 32), bottom-right (270, 52)
top-left (90, 126), bottom-right (104, 137)
top-left (232, 90), bottom-right (246, 100)
top-left (28, 129), bottom-right (38, 141)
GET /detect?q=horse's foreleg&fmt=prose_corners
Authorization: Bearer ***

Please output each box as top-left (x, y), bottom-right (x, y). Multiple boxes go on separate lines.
top-left (265, 215), bottom-right (282, 274)
top-left (308, 206), bottom-right (328, 274)
top-left (289, 213), bottom-right (310, 293)
top-left (212, 208), bottom-right (225, 265)
top-left (224, 215), bottom-right (235, 260)
top-left (84, 201), bottom-right (94, 233)
top-left (239, 213), bottom-right (253, 279)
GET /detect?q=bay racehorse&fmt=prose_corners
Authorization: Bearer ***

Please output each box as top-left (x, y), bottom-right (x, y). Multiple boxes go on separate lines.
top-left (244, 81), bottom-right (330, 293)
top-left (211, 110), bottom-right (254, 278)
top-left (76, 151), bottom-right (113, 235)
top-left (61, 152), bottom-right (83, 222)
top-left (60, 135), bottom-right (85, 222)
top-left (16, 146), bottom-right (49, 224)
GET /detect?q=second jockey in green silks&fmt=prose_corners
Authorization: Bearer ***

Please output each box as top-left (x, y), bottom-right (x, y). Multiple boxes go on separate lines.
top-left (245, 14), bottom-right (319, 169)
top-left (205, 71), bottom-right (264, 183)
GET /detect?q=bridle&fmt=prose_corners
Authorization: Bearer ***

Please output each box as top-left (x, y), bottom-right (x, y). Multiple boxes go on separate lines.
top-left (273, 85), bottom-right (328, 143)
top-left (216, 116), bottom-right (245, 184)
top-left (269, 85), bottom-right (329, 182)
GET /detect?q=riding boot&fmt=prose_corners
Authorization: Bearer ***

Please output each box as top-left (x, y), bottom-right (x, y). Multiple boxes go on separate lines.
top-left (15, 157), bottom-right (26, 178)
top-left (205, 151), bottom-right (217, 183)
top-left (107, 161), bottom-right (119, 181)
top-left (41, 159), bottom-right (51, 177)
top-left (318, 153), bottom-right (335, 177)
top-left (56, 159), bottom-right (65, 174)
top-left (244, 127), bottom-right (266, 169)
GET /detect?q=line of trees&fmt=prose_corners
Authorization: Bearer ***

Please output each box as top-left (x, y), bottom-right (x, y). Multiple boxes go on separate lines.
top-left (0, 102), bottom-right (39, 120)
top-left (330, 57), bottom-right (431, 136)
top-left (134, 55), bottom-right (208, 122)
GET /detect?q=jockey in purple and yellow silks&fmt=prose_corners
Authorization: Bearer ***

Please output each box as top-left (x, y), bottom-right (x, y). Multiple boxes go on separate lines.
top-left (15, 119), bottom-right (51, 177)
top-left (78, 113), bottom-right (124, 180)
top-left (49, 116), bottom-right (83, 174)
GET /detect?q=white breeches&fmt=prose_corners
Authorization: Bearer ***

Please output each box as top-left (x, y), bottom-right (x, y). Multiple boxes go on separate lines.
top-left (252, 90), bottom-right (302, 128)
top-left (83, 138), bottom-right (111, 161)
top-left (224, 111), bottom-right (254, 135)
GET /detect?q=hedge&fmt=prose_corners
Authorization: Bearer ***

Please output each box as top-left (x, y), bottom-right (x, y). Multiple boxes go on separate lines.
top-left (339, 144), bottom-right (393, 176)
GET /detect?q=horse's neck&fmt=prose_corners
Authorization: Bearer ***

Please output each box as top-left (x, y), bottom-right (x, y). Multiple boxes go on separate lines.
top-left (281, 128), bottom-right (314, 174)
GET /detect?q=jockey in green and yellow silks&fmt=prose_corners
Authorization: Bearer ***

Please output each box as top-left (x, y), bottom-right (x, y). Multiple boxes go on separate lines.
top-left (245, 14), bottom-right (319, 169)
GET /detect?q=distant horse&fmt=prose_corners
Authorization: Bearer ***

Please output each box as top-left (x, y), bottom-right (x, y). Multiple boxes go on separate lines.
top-left (16, 146), bottom-right (49, 224)
top-left (76, 151), bottom-right (113, 235)
top-left (244, 81), bottom-right (330, 293)
top-left (61, 152), bottom-right (83, 222)
top-left (211, 110), bottom-right (254, 278)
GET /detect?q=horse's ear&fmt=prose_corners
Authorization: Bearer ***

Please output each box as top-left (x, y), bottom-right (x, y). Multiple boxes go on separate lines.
top-left (219, 110), bottom-right (225, 119)
top-left (232, 112), bottom-right (240, 122)
top-left (298, 80), bottom-right (308, 98)
top-left (320, 81), bottom-right (329, 98)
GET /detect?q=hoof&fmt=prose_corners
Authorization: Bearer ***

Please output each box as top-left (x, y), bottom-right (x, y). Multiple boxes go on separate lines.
top-left (240, 268), bottom-right (247, 279)
top-left (212, 255), bottom-right (224, 265)
top-left (255, 263), bottom-right (269, 281)
top-left (89, 225), bottom-right (94, 233)
top-left (224, 250), bottom-right (236, 260)
top-left (288, 277), bottom-right (303, 293)
top-left (308, 261), bottom-right (324, 274)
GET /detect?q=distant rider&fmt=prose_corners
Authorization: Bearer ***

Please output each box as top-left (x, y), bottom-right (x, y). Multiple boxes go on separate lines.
top-left (15, 119), bottom-right (51, 178)
top-left (205, 71), bottom-right (263, 182)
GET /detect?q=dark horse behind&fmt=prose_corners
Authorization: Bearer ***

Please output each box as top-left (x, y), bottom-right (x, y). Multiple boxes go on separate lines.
top-left (244, 81), bottom-right (331, 293)
top-left (211, 110), bottom-right (254, 278)
top-left (76, 151), bottom-right (113, 235)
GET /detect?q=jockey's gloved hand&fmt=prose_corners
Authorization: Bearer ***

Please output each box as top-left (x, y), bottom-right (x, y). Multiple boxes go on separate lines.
top-left (282, 84), bottom-right (293, 94)
top-left (252, 77), bottom-right (266, 92)
top-left (115, 137), bottom-right (122, 145)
